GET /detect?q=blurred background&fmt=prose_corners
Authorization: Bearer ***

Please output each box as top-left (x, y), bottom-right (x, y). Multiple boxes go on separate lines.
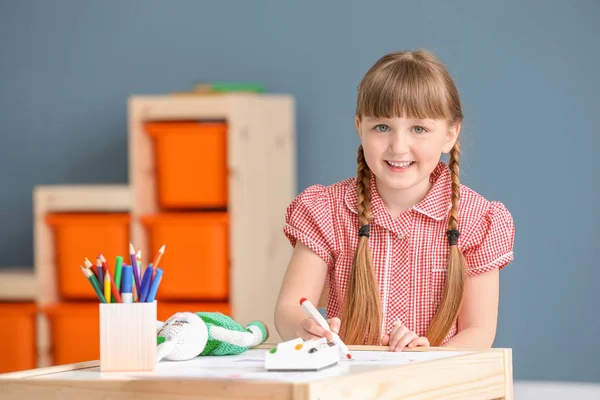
top-left (1, 0), bottom-right (599, 396)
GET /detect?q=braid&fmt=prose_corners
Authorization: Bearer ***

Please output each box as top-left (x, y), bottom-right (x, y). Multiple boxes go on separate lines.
top-left (340, 145), bottom-right (382, 344)
top-left (356, 146), bottom-right (372, 225)
top-left (426, 141), bottom-right (467, 346)
top-left (448, 141), bottom-right (461, 230)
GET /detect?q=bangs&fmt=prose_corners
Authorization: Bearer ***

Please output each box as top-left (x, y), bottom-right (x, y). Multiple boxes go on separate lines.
top-left (356, 60), bottom-right (452, 121)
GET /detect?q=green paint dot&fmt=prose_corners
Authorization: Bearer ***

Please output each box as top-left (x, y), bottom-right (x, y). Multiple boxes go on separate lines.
top-left (269, 347), bottom-right (277, 354)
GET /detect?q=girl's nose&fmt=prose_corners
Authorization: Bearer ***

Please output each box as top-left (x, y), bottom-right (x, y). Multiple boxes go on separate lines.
top-left (389, 132), bottom-right (410, 154)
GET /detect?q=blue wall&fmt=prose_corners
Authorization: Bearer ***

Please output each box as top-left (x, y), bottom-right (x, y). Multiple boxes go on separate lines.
top-left (1, 0), bottom-right (599, 383)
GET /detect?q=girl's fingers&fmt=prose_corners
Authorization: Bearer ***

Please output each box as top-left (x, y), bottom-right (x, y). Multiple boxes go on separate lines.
top-left (328, 317), bottom-right (341, 334)
top-left (389, 326), bottom-right (409, 350)
top-left (381, 334), bottom-right (390, 346)
top-left (386, 320), bottom-right (429, 351)
top-left (301, 318), bottom-right (333, 341)
top-left (394, 331), bottom-right (417, 352)
top-left (387, 320), bottom-right (403, 347)
top-left (299, 331), bottom-right (325, 341)
top-left (408, 336), bottom-right (430, 348)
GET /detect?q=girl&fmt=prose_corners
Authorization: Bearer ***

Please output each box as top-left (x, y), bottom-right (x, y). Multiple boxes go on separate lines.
top-left (274, 49), bottom-right (515, 351)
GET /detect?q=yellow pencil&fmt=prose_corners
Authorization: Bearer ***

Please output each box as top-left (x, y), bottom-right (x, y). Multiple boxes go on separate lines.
top-left (104, 270), bottom-right (111, 302)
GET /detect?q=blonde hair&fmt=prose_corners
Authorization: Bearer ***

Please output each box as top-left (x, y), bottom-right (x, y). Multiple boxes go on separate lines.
top-left (340, 49), bottom-right (466, 346)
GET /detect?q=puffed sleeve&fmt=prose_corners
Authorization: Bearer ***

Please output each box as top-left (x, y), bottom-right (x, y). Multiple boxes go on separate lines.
top-left (283, 185), bottom-right (337, 269)
top-left (462, 201), bottom-right (515, 276)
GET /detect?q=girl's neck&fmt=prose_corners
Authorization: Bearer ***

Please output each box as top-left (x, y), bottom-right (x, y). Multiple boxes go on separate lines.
top-left (374, 176), bottom-right (432, 220)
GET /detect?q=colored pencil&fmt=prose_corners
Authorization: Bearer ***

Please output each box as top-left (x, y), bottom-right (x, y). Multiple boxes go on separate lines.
top-left (136, 249), bottom-right (142, 278)
top-left (84, 258), bottom-right (98, 279)
top-left (82, 261), bottom-right (103, 301)
top-left (100, 254), bottom-right (122, 303)
top-left (129, 243), bottom-right (142, 295)
top-left (80, 266), bottom-right (106, 303)
top-left (99, 254), bottom-right (110, 275)
top-left (131, 269), bottom-right (138, 302)
top-left (104, 270), bottom-right (111, 303)
top-left (96, 258), bottom-right (104, 289)
top-left (145, 268), bottom-right (163, 303)
top-left (151, 245), bottom-right (165, 279)
top-left (113, 256), bottom-right (123, 302)
top-left (135, 250), bottom-right (142, 302)
top-left (120, 265), bottom-right (133, 303)
top-left (139, 263), bottom-right (154, 302)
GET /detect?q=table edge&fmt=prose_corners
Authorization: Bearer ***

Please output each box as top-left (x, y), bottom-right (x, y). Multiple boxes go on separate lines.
top-left (0, 344), bottom-right (510, 379)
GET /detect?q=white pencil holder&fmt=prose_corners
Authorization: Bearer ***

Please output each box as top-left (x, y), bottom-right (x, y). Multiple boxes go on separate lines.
top-left (99, 301), bottom-right (157, 372)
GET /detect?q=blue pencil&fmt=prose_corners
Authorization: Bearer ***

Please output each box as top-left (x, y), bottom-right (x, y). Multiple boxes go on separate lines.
top-left (121, 265), bottom-right (133, 303)
top-left (139, 263), bottom-right (153, 303)
top-left (145, 268), bottom-right (163, 303)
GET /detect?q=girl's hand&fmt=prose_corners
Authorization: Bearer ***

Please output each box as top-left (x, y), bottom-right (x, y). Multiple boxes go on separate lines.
top-left (381, 320), bottom-right (430, 352)
top-left (297, 317), bottom-right (341, 342)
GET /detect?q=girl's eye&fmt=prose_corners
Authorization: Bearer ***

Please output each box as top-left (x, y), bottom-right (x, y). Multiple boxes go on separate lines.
top-left (412, 126), bottom-right (427, 134)
top-left (374, 124), bottom-right (389, 132)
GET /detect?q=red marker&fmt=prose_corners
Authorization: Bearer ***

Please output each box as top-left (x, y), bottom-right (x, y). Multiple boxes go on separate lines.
top-left (300, 297), bottom-right (352, 359)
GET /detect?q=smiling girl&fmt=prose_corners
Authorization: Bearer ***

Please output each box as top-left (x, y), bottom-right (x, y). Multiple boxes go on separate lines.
top-left (274, 49), bottom-right (515, 351)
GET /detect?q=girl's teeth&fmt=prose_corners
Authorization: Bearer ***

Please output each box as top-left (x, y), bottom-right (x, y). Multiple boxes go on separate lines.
top-left (388, 161), bottom-right (412, 168)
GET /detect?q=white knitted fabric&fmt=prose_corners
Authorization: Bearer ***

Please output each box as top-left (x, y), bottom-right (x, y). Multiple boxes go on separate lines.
top-left (248, 325), bottom-right (266, 345)
top-left (208, 326), bottom-right (257, 347)
top-left (156, 312), bottom-right (208, 362)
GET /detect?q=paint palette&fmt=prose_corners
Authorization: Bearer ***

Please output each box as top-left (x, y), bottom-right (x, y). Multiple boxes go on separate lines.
top-left (264, 337), bottom-right (340, 372)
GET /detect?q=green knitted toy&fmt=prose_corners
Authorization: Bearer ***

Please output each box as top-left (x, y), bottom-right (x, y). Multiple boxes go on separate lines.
top-left (156, 311), bottom-right (268, 362)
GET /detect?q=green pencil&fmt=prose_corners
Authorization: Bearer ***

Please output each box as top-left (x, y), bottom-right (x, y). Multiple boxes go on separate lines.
top-left (113, 256), bottom-right (123, 303)
top-left (80, 266), bottom-right (107, 303)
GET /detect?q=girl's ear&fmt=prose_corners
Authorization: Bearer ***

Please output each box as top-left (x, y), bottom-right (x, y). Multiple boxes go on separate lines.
top-left (355, 116), bottom-right (363, 140)
top-left (442, 122), bottom-right (461, 153)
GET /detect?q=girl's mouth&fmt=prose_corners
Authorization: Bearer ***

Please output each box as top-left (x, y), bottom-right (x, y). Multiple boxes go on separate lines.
top-left (385, 160), bottom-right (414, 171)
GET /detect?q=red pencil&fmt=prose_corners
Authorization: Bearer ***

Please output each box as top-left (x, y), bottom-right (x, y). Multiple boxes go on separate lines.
top-left (100, 254), bottom-right (122, 303)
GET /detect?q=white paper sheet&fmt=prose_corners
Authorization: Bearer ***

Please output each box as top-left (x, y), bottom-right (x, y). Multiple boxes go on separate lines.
top-left (32, 349), bottom-right (471, 383)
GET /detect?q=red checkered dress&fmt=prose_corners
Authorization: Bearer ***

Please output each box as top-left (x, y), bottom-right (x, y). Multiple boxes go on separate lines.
top-left (283, 161), bottom-right (515, 344)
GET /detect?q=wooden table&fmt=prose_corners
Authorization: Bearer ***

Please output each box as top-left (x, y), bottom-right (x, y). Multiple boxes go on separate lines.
top-left (0, 345), bottom-right (513, 399)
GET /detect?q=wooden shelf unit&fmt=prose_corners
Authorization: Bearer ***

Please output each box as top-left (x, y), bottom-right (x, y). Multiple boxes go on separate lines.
top-left (0, 269), bottom-right (37, 301)
top-left (128, 93), bottom-right (296, 342)
top-left (33, 184), bottom-right (131, 367)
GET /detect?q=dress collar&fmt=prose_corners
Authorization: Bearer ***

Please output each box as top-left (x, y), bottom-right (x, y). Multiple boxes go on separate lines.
top-left (344, 161), bottom-right (452, 225)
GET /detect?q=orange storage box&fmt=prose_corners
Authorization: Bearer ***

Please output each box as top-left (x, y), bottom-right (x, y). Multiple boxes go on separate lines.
top-left (144, 121), bottom-right (228, 209)
top-left (44, 303), bottom-right (99, 365)
top-left (157, 302), bottom-right (231, 321)
top-left (46, 213), bottom-right (130, 300)
top-left (0, 302), bottom-right (37, 373)
top-left (140, 213), bottom-right (229, 301)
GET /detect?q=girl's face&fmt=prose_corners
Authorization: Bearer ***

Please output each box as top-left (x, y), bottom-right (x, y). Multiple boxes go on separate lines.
top-left (356, 116), bottom-right (459, 203)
